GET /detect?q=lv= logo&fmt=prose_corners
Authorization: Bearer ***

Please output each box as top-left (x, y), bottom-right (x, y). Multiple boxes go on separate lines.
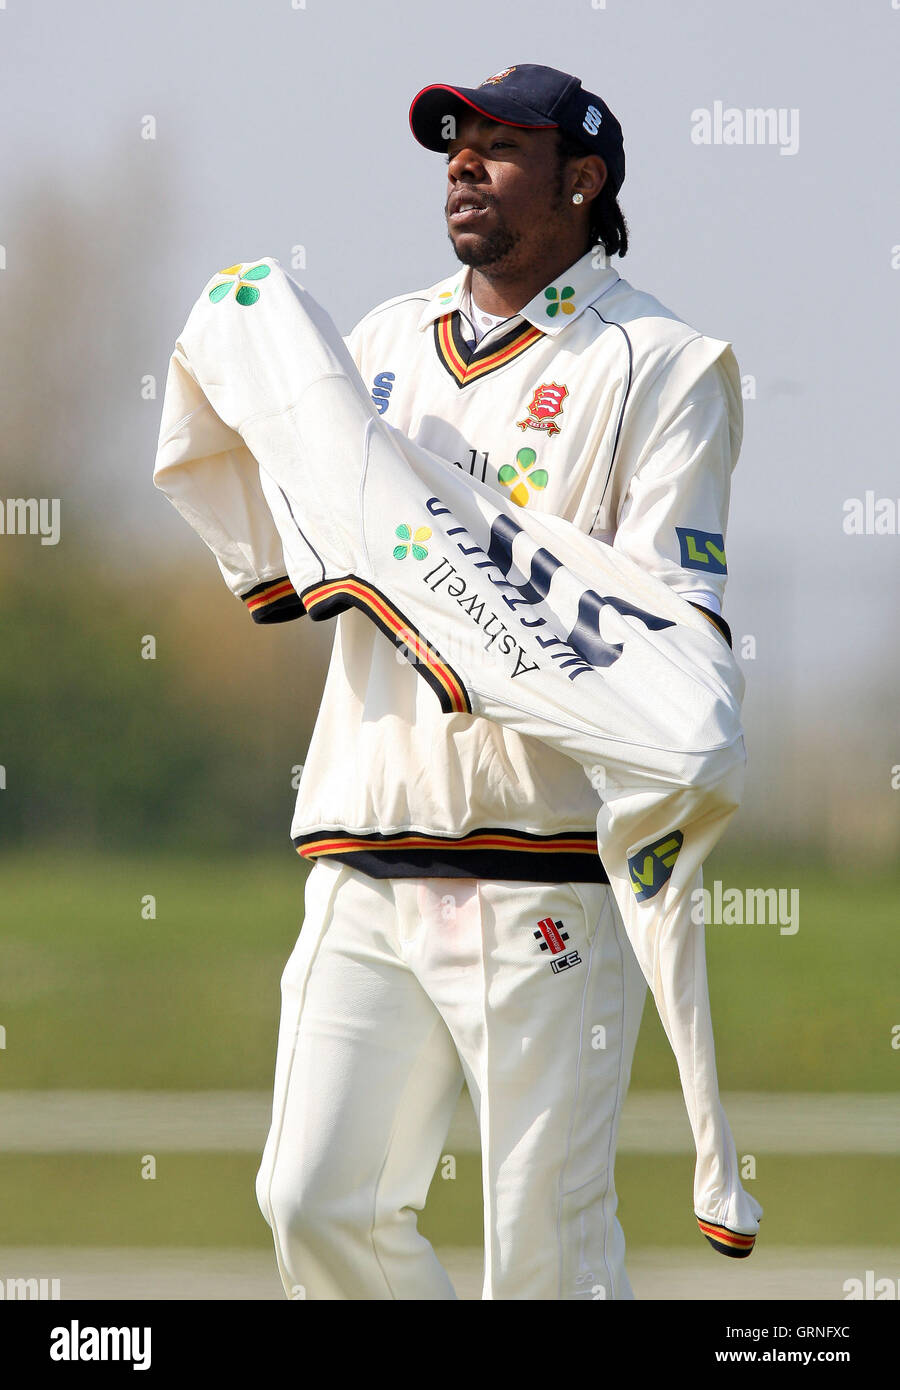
top-left (676, 526), bottom-right (727, 575)
top-left (627, 830), bottom-right (684, 902)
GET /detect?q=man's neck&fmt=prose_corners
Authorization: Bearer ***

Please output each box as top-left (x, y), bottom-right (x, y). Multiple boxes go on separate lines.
top-left (468, 243), bottom-right (590, 318)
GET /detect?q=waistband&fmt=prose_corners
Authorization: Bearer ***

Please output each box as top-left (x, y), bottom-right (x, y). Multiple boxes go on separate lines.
top-left (293, 827), bottom-right (609, 884)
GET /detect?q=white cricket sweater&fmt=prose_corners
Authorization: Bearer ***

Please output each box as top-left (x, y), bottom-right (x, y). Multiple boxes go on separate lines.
top-left (278, 247), bottom-right (742, 880)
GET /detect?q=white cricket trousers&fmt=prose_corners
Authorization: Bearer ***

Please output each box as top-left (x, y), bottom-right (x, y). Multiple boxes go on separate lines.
top-left (155, 257), bottom-right (763, 1267)
top-left (255, 861), bottom-right (647, 1301)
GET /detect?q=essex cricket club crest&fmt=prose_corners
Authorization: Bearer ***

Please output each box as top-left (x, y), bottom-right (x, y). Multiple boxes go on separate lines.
top-left (517, 382), bottom-right (568, 436)
top-left (480, 66), bottom-right (516, 86)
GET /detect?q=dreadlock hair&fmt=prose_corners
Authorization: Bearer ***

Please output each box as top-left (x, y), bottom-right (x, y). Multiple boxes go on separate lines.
top-left (555, 129), bottom-right (629, 258)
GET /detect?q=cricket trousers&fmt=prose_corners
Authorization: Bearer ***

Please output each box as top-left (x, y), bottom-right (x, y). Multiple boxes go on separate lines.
top-left (154, 257), bottom-right (763, 1263)
top-left (254, 861), bottom-right (647, 1300)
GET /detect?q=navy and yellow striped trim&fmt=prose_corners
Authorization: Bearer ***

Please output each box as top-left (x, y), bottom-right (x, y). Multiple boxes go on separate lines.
top-left (302, 576), bottom-right (472, 715)
top-left (241, 576), bottom-right (304, 624)
top-left (294, 827), bottom-right (601, 862)
top-left (697, 1217), bottom-right (757, 1259)
top-left (434, 312), bottom-right (543, 388)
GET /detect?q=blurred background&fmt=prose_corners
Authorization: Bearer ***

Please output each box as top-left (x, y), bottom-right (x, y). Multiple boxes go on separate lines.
top-left (0, 0), bottom-right (897, 1299)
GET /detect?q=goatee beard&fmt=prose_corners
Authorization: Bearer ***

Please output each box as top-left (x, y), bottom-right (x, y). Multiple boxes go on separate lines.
top-left (450, 224), bottom-right (521, 268)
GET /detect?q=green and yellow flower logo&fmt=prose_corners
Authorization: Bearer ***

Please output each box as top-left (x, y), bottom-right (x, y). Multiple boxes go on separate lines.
top-left (209, 262), bottom-right (271, 306)
top-left (393, 523), bottom-right (432, 560)
top-left (544, 284), bottom-right (576, 318)
top-left (497, 447), bottom-right (549, 507)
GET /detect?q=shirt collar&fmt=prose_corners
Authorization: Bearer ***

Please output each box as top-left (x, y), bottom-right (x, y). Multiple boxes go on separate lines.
top-left (417, 247), bottom-right (620, 337)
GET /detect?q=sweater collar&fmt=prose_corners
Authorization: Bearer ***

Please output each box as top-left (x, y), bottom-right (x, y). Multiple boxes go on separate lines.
top-left (417, 246), bottom-right (620, 338)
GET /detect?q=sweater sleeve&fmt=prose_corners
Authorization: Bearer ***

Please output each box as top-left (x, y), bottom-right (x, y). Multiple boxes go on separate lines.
top-left (154, 340), bottom-right (304, 625)
top-left (605, 337), bottom-right (743, 626)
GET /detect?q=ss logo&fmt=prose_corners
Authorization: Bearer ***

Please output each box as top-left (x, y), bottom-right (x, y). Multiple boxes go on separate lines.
top-left (582, 104), bottom-right (603, 135)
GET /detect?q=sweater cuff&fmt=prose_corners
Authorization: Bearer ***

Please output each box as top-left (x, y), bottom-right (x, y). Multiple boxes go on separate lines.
top-left (240, 576), bottom-right (305, 624)
top-left (696, 1215), bottom-right (757, 1258)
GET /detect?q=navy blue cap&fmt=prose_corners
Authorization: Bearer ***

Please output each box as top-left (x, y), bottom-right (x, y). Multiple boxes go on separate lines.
top-left (408, 63), bottom-right (625, 195)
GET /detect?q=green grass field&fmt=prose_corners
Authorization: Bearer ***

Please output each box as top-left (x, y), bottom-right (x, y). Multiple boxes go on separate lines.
top-left (1, 848), bottom-right (897, 1092)
top-left (0, 849), bottom-right (897, 1256)
top-left (0, 1152), bottom-right (893, 1250)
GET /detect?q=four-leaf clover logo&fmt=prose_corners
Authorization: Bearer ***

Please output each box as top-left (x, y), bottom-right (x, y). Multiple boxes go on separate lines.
top-left (544, 284), bottom-right (576, 318)
top-left (497, 447), bottom-right (549, 507)
top-left (209, 262), bottom-right (271, 306)
top-left (393, 523), bottom-right (432, 560)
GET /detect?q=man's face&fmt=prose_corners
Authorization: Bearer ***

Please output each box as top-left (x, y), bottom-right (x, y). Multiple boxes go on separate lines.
top-left (444, 113), bottom-right (569, 273)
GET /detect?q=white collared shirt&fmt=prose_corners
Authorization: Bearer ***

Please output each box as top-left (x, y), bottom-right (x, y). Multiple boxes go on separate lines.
top-left (459, 285), bottom-right (511, 347)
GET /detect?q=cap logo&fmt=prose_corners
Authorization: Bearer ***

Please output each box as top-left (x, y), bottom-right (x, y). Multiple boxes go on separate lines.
top-left (480, 66), bottom-right (516, 87)
top-left (582, 104), bottom-right (603, 136)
